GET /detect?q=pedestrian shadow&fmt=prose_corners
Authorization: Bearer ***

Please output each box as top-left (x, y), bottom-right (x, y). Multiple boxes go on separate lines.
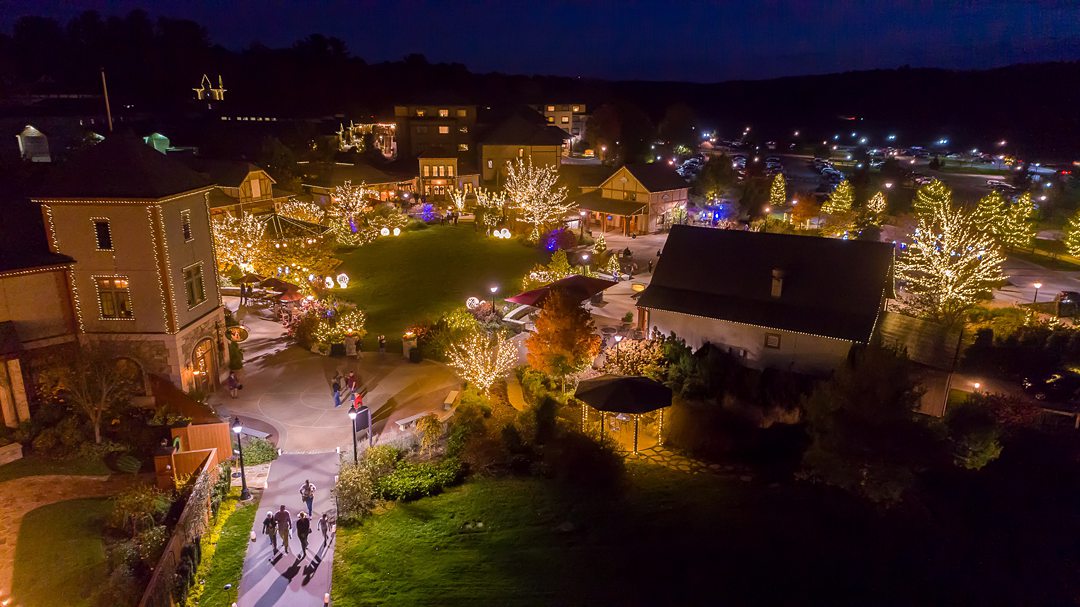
top-left (252, 560), bottom-right (303, 607)
top-left (301, 542), bottom-right (332, 585)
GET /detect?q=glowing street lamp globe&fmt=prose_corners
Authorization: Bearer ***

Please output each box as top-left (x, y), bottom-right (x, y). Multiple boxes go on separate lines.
top-left (380, 227), bottom-right (390, 236)
top-left (324, 276), bottom-right (335, 289)
top-left (336, 273), bottom-right (350, 288)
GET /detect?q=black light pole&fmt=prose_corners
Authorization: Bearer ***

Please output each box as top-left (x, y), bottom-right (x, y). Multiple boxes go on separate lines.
top-left (347, 405), bottom-right (359, 464)
top-left (489, 285), bottom-right (499, 310)
top-left (231, 416), bottom-right (251, 501)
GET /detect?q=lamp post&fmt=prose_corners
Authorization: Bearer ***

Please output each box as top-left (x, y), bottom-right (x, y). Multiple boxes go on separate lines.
top-left (579, 210), bottom-right (587, 237)
top-left (231, 416), bottom-right (251, 501)
top-left (347, 405), bottom-right (359, 464)
top-left (612, 334), bottom-right (623, 366)
top-left (581, 252), bottom-right (590, 275)
top-left (1033, 282), bottom-right (1042, 304)
top-left (489, 285), bottom-right (499, 310)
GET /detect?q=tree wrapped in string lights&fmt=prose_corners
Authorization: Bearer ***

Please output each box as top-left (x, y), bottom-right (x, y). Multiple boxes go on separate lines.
top-left (474, 187), bottom-right (506, 232)
top-left (1001, 192), bottom-right (1035, 250)
top-left (504, 157), bottom-right (572, 240)
top-left (768, 173), bottom-right (786, 209)
top-left (212, 212), bottom-right (267, 272)
top-left (821, 179), bottom-right (853, 215)
top-left (971, 190), bottom-right (1008, 244)
top-left (912, 179), bottom-right (950, 217)
top-left (897, 186), bottom-right (1005, 326)
top-left (446, 329), bottom-right (518, 393)
top-left (277, 197), bottom-right (326, 225)
top-left (327, 180), bottom-right (375, 246)
top-left (1064, 209), bottom-right (1080, 257)
top-left (447, 186), bottom-right (467, 212)
top-left (866, 191), bottom-right (887, 221)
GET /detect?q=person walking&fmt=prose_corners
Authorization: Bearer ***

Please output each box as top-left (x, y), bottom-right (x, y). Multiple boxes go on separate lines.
top-left (318, 513), bottom-right (331, 544)
top-left (296, 512), bottom-right (312, 558)
top-left (378, 335), bottom-right (387, 353)
top-left (262, 511), bottom-right (278, 554)
top-left (273, 505), bottom-right (293, 554)
top-left (331, 374), bottom-right (343, 408)
top-left (345, 371), bottom-right (357, 398)
top-left (300, 479), bottom-right (316, 517)
top-left (239, 283), bottom-right (246, 306)
top-left (226, 371), bottom-right (241, 398)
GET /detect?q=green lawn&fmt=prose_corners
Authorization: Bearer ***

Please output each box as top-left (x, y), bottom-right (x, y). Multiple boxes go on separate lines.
top-left (0, 454), bottom-right (111, 483)
top-left (12, 497), bottom-right (111, 607)
top-left (335, 224), bottom-right (545, 350)
top-left (189, 490), bottom-right (259, 607)
top-left (331, 466), bottom-right (920, 606)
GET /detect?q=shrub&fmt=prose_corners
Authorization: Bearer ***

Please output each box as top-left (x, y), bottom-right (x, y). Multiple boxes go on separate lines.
top-left (109, 484), bottom-right (172, 537)
top-left (95, 563), bottom-right (140, 607)
top-left (416, 414), bottom-right (442, 456)
top-left (116, 454), bottom-right (142, 475)
top-left (135, 524), bottom-right (169, 564)
top-left (228, 341), bottom-right (244, 370)
top-left (30, 415), bottom-right (88, 457)
top-left (335, 460), bottom-right (377, 523)
top-left (374, 458), bottom-right (463, 501)
top-left (241, 436), bottom-right (278, 466)
top-left (542, 432), bottom-right (623, 494)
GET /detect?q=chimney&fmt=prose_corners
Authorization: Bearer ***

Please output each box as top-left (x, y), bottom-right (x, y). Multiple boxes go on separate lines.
top-left (771, 268), bottom-right (785, 298)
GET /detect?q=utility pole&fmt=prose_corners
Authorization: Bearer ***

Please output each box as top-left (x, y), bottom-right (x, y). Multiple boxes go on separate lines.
top-left (100, 68), bottom-right (114, 132)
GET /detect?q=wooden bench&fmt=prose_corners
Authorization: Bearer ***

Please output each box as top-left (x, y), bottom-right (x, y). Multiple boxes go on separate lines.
top-left (394, 411), bottom-right (437, 431)
top-left (443, 390), bottom-right (460, 410)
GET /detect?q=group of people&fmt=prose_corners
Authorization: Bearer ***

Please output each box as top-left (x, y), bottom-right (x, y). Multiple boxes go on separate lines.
top-left (261, 479), bottom-right (330, 560)
top-left (331, 371), bottom-right (365, 409)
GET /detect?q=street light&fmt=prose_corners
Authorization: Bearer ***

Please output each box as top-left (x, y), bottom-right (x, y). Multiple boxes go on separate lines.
top-left (489, 285), bottom-right (499, 309)
top-left (1033, 282), bottom-right (1042, 304)
top-left (581, 252), bottom-right (590, 275)
top-left (347, 405), bottom-right (359, 464)
top-left (231, 416), bottom-right (251, 501)
top-left (579, 210), bottom-right (587, 237)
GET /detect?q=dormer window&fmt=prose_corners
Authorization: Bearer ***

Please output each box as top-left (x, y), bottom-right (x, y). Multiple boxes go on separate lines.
top-left (93, 219), bottom-right (113, 251)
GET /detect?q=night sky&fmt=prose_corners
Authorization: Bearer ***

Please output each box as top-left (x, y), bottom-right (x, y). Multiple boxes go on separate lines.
top-left (3, 0), bottom-right (1079, 82)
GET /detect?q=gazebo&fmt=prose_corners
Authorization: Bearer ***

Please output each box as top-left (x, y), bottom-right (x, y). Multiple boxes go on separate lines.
top-left (575, 374), bottom-right (672, 453)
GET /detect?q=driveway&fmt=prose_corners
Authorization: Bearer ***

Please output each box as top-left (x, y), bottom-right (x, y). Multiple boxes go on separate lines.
top-left (995, 255), bottom-right (1080, 306)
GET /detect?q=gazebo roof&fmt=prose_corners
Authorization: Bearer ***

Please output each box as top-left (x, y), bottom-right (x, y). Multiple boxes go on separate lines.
top-left (506, 274), bottom-right (616, 307)
top-left (575, 374), bottom-right (672, 414)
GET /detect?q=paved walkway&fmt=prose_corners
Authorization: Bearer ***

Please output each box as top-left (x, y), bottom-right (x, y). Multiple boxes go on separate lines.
top-left (214, 298), bottom-right (460, 453)
top-left (0, 474), bottom-right (143, 603)
top-left (237, 452), bottom-right (339, 607)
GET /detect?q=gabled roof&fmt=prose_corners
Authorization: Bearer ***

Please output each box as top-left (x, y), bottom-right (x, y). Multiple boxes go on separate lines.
top-left (570, 190), bottom-right (647, 216)
top-left (639, 226), bottom-right (894, 342)
top-left (481, 113), bottom-right (570, 146)
top-left (621, 163), bottom-right (688, 193)
top-left (35, 131), bottom-right (212, 199)
top-left (181, 157), bottom-right (269, 188)
top-left (300, 161), bottom-right (409, 188)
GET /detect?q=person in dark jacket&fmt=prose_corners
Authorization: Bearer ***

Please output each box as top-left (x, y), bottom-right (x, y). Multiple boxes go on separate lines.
top-left (262, 511), bottom-right (278, 554)
top-left (296, 512), bottom-right (312, 558)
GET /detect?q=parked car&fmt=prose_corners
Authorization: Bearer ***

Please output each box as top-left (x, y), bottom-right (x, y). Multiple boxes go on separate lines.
top-left (913, 174), bottom-right (934, 185)
top-left (1022, 370), bottom-right (1080, 403)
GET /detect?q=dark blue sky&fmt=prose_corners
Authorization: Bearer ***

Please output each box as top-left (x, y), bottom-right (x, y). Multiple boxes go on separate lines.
top-left (4, 0), bottom-right (1079, 82)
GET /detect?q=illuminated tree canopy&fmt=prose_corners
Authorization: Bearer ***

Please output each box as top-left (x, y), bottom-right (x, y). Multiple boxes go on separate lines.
top-left (504, 157), bottom-right (572, 239)
top-left (446, 329), bottom-right (518, 393)
top-left (821, 179), bottom-right (853, 215)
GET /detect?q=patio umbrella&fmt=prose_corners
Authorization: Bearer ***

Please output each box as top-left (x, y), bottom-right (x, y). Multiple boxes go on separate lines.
top-left (259, 277), bottom-right (297, 292)
top-left (237, 273), bottom-right (263, 284)
top-left (278, 288), bottom-right (305, 302)
top-left (506, 274), bottom-right (616, 307)
top-left (575, 374), bottom-right (672, 453)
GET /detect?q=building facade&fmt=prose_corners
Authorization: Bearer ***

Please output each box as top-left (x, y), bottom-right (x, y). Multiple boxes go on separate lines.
top-left (572, 164), bottom-right (689, 235)
top-left (418, 151), bottom-right (479, 201)
top-left (536, 103), bottom-right (587, 155)
top-left (393, 104), bottom-right (476, 160)
top-left (479, 113), bottom-right (568, 183)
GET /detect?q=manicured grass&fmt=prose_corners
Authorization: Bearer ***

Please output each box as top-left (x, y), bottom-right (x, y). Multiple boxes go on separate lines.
top-left (0, 454), bottom-right (111, 483)
top-left (335, 224), bottom-right (545, 350)
top-left (331, 466), bottom-right (921, 606)
top-left (11, 497), bottom-right (111, 607)
top-left (187, 489), bottom-right (259, 607)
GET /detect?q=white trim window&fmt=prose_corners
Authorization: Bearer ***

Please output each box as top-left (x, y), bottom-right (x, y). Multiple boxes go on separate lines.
top-left (95, 276), bottom-right (133, 319)
top-left (184, 263), bottom-right (206, 308)
top-left (93, 218), bottom-right (113, 251)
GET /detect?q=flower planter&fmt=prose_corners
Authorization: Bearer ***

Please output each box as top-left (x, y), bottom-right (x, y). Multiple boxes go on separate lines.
top-left (0, 442), bottom-right (24, 466)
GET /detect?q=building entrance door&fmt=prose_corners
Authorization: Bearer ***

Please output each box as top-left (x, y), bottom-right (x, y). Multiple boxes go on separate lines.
top-left (192, 338), bottom-right (216, 393)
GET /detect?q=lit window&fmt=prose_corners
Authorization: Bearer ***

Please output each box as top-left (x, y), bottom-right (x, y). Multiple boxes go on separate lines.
top-left (438, 165), bottom-right (445, 177)
top-left (458, 143), bottom-right (469, 151)
top-left (561, 116), bottom-right (570, 124)
top-left (546, 105), bottom-right (555, 112)
top-left (96, 277), bottom-right (133, 319)
top-left (438, 109), bottom-right (449, 117)
top-left (518, 148), bottom-right (524, 158)
top-left (93, 219), bottom-right (113, 250)
top-left (423, 165), bottom-right (430, 177)
top-left (459, 126), bottom-right (469, 134)
top-left (250, 179), bottom-right (262, 198)
top-left (416, 109), bottom-right (425, 117)
top-left (184, 264), bottom-right (206, 308)
top-left (487, 159), bottom-right (493, 169)
top-left (764, 334), bottom-right (781, 349)
top-left (447, 165), bottom-right (455, 177)
top-left (439, 126), bottom-right (450, 135)
top-left (547, 117), bottom-right (555, 123)
top-left (456, 109), bottom-right (467, 118)
top-left (572, 106), bottom-right (580, 112)
top-left (181, 210), bottom-right (193, 241)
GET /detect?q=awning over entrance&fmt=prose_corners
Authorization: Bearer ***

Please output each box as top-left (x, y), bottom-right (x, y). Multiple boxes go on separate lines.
top-left (506, 274), bottom-right (617, 308)
top-left (571, 190), bottom-right (647, 217)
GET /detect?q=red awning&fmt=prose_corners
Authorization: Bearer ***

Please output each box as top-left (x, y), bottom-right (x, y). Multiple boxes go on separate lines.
top-left (506, 274), bottom-right (617, 307)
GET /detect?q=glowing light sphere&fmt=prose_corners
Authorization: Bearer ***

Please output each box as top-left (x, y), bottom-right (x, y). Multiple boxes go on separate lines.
top-left (308, 273), bottom-right (316, 282)
top-left (324, 276), bottom-right (334, 289)
top-left (336, 273), bottom-right (350, 288)
top-left (392, 227), bottom-right (401, 236)
top-left (499, 228), bottom-right (511, 239)
top-left (380, 227), bottom-right (390, 236)
top-left (465, 296), bottom-right (481, 309)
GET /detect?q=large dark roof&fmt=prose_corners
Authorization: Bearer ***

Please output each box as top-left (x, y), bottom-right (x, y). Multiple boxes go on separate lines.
top-left (570, 190), bottom-right (646, 216)
top-left (181, 157), bottom-right (265, 187)
top-left (481, 113), bottom-right (569, 146)
top-left (639, 226), bottom-right (894, 342)
top-left (300, 161), bottom-right (410, 188)
top-left (35, 131), bottom-right (212, 199)
top-left (0, 170), bottom-right (73, 273)
top-left (623, 163), bottom-right (688, 192)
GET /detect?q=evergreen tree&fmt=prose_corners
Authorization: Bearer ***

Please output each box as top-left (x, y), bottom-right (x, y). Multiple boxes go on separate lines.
top-left (971, 190), bottom-right (1008, 244)
top-left (1064, 209), bottom-right (1080, 257)
top-left (866, 191), bottom-right (887, 222)
top-left (1001, 192), bottom-right (1035, 250)
top-left (822, 180), bottom-right (853, 214)
top-left (912, 179), bottom-right (951, 217)
top-left (768, 173), bottom-right (786, 209)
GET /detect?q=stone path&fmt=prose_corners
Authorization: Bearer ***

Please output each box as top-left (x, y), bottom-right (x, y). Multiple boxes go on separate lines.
top-left (0, 473), bottom-right (143, 604)
top-left (627, 446), bottom-right (751, 480)
top-left (236, 452), bottom-right (339, 607)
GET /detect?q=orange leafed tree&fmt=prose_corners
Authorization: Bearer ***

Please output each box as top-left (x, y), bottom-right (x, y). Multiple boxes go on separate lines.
top-left (526, 289), bottom-right (601, 388)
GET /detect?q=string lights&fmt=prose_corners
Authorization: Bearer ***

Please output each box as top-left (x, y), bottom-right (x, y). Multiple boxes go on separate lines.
top-left (445, 329), bottom-right (517, 393)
